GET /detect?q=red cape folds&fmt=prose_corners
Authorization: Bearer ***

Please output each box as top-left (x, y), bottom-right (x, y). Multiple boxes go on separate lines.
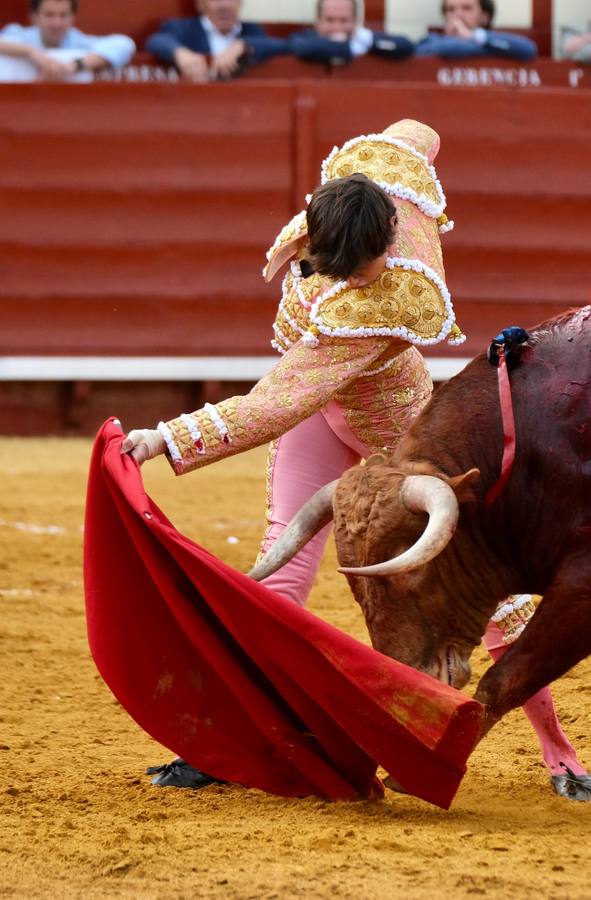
top-left (84, 419), bottom-right (483, 809)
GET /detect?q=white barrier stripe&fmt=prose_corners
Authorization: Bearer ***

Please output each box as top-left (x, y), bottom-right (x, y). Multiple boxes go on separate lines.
top-left (0, 355), bottom-right (472, 382)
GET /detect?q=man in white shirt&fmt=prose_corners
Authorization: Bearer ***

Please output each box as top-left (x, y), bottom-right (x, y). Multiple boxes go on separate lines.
top-left (0, 0), bottom-right (135, 82)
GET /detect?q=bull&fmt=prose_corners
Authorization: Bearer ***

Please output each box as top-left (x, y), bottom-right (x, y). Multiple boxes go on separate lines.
top-left (250, 306), bottom-right (591, 795)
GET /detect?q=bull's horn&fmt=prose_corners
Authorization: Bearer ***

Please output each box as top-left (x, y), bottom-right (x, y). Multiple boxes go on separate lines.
top-left (249, 480), bottom-right (337, 582)
top-left (338, 474), bottom-right (459, 577)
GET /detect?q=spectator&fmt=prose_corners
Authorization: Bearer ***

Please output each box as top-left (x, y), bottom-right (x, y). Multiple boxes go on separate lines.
top-left (0, 0), bottom-right (135, 82)
top-left (289, 0), bottom-right (414, 65)
top-left (145, 0), bottom-right (286, 83)
top-left (562, 24), bottom-right (591, 64)
top-left (416, 0), bottom-right (537, 61)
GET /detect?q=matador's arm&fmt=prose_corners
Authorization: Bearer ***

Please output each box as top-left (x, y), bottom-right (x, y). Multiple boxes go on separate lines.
top-left (158, 335), bottom-right (404, 475)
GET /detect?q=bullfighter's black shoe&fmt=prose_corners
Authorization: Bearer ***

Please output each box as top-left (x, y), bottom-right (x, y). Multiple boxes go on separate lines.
top-left (146, 758), bottom-right (223, 789)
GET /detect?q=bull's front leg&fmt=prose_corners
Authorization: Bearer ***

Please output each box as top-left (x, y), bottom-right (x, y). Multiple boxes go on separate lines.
top-left (474, 553), bottom-right (591, 717)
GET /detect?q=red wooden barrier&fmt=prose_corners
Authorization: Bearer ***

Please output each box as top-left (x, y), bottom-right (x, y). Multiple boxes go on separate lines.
top-left (1, 69), bottom-right (590, 434)
top-left (2, 79), bottom-right (589, 356)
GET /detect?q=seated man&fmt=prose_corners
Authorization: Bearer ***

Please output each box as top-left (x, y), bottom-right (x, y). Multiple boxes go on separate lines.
top-left (0, 0), bottom-right (135, 82)
top-left (416, 0), bottom-right (537, 61)
top-left (561, 24), bottom-right (591, 64)
top-left (289, 0), bottom-right (413, 65)
top-left (145, 0), bottom-right (286, 83)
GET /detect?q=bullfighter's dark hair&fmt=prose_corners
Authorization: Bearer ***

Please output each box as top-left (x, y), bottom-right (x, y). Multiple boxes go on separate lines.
top-left (306, 174), bottom-right (395, 281)
top-left (316, 0), bottom-right (358, 21)
top-left (441, 0), bottom-right (494, 27)
top-left (30, 0), bottom-right (78, 12)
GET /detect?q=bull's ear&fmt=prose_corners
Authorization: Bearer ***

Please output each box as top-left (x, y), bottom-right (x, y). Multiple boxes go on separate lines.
top-left (447, 467), bottom-right (480, 504)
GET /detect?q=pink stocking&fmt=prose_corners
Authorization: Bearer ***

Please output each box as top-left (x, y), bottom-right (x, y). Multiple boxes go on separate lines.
top-left (258, 411), bottom-right (362, 607)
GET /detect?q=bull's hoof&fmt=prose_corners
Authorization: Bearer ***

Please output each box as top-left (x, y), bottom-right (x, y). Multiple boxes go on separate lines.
top-left (551, 765), bottom-right (591, 802)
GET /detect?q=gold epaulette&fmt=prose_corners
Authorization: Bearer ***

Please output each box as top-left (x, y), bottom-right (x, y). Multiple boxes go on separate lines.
top-left (321, 134), bottom-right (447, 221)
top-left (301, 259), bottom-right (465, 348)
top-left (263, 210), bottom-right (308, 283)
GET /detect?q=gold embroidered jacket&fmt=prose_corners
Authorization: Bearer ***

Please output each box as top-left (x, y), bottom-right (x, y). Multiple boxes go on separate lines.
top-left (158, 119), bottom-right (465, 475)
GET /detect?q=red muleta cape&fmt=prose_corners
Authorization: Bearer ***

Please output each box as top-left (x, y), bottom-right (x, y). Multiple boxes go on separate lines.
top-left (84, 419), bottom-right (483, 809)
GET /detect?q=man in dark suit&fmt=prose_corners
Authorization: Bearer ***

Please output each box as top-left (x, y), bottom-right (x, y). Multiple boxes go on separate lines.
top-left (145, 0), bottom-right (285, 82)
top-left (289, 0), bottom-right (414, 66)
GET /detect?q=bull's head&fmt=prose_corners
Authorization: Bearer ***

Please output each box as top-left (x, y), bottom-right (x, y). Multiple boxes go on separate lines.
top-left (249, 456), bottom-right (482, 691)
top-left (333, 457), bottom-right (481, 690)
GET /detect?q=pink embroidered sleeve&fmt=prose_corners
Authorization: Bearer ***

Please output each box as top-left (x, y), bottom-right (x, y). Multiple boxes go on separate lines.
top-left (158, 336), bottom-right (401, 475)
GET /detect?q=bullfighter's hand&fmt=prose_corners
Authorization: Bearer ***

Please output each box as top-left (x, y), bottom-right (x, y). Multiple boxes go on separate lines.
top-left (121, 429), bottom-right (166, 465)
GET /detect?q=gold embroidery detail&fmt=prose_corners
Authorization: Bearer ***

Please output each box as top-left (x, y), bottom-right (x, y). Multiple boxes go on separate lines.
top-left (296, 269), bottom-right (324, 302)
top-left (268, 211), bottom-right (306, 255)
top-left (328, 345), bottom-right (355, 362)
top-left (393, 387), bottom-right (415, 406)
top-left (216, 399), bottom-right (247, 440)
top-left (493, 595), bottom-right (539, 645)
top-left (273, 268), bottom-right (327, 350)
top-left (173, 422), bottom-right (198, 459)
top-left (195, 411), bottom-right (222, 449)
top-left (449, 322), bottom-right (466, 342)
top-left (263, 439), bottom-right (279, 527)
top-left (316, 268), bottom-right (448, 341)
top-left (324, 140), bottom-right (440, 206)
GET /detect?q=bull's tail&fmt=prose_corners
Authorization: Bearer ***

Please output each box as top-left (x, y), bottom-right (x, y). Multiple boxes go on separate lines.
top-left (248, 480), bottom-right (338, 582)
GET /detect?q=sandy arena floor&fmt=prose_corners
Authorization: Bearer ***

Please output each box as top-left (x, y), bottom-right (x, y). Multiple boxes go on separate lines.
top-left (0, 437), bottom-right (590, 899)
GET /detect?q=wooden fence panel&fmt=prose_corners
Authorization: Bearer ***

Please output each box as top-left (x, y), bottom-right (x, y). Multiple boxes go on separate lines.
top-left (1, 73), bottom-right (590, 432)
